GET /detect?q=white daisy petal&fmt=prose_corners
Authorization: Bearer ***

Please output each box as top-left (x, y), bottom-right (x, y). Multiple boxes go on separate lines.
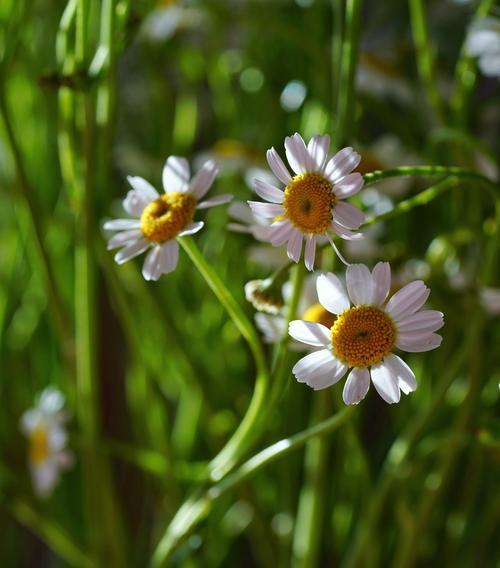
top-left (372, 262), bottom-right (391, 305)
top-left (285, 133), bottom-right (311, 174)
top-left (307, 134), bottom-right (330, 172)
top-left (266, 147), bottom-right (292, 185)
top-left (114, 238), bottom-right (150, 264)
top-left (248, 201), bottom-right (284, 218)
top-left (107, 229), bottom-right (142, 250)
top-left (324, 147), bottom-right (361, 183)
top-left (288, 320), bottom-right (331, 347)
top-left (304, 236), bottom-right (316, 271)
top-left (123, 190), bottom-right (150, 217)
top-left (254, 179), bottom-right (284, 203)
top-left (343, 367), bottom-right (370, 404)
top-left (20, 409), bottom-right (41, 434)
top-left (346, 264), bottom-right (374, 305)
top-left (396, 332), bottom-right (442, 352)
top-left (189, 160), bottom-right (218, 199)
top-left (287, 230), bottom-right (303, 262)
top-left (331, 221), bottom-right (364, 240)
top-left (396, 310), bottom-right (444, 334)
top-left (308, 360), bottom-right (348, 390)
top-left (385, 281), bottom-right (430, 320)
top-left (142, 246), bottom-right (162, 281)
top-left (292, 349), bottom-right (347, 390)
top-left (370, 361), bottom-right (401, 404)
top-left (157, 240), bottom-right (179, 277)
top-left (383, 354), bottom-right (417, 395)
top-left (197, 194), bottom-right (233, 210)
top-left (317, 272), bottom-right (350, 315)
top-left (178, 221), bottom-right (204, 236)
top-left (333, 173), bottom-right (364, 199)
top-left (103, 219), bottom-right (141, 231)
top-left (334, 202), bottom-right (365, 229)
top-left (32, 462), bottom-right (59, 498)
top-left (126, 175), bottom-right (159, 201)
top-left (256, 313), bottom-right (285, 344)
top-left (228, 201), bottom-right (255, 224)
top-left (162, 156), bottom-right (190, 193)
top-left (268, 220), bottom-right (294, 246)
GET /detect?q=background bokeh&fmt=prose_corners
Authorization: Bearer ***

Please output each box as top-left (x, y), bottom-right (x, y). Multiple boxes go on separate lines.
top-left (0, 0), bottom-right (499, 566)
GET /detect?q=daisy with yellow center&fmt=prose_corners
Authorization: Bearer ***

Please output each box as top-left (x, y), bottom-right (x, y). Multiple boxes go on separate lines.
top-left (20, 388), bottom-right (73, 498)
top-left (289, 263), bottom-right (444, 404)
top-left (248, 133), bottom-right (365, 271)
top-left (104, 156), bottom-right (232, 281)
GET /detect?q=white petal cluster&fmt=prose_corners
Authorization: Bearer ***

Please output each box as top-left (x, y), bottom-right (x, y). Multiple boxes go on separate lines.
top-left (466, 17), bottom-right (500, 78)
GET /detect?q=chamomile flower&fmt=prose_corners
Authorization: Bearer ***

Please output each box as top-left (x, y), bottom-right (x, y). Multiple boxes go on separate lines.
top-left (248, 133), bottom-right (365, 271)
top-left (104, 157), bottom-right (232, 281)
top-left (289, 263), bottom-right (444, 404)
top-left (256, 273), bottom-right (337, 349)
top-left (19, 388), bottom-right (73, 498)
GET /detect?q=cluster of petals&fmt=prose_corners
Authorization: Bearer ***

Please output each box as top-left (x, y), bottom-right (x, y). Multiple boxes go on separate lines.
top-left (289, 263), bottom-right (444, 405)
top-left (248, 133), bottom-right (365, 270)
top-left (104, 156), bottom-right (231, 281)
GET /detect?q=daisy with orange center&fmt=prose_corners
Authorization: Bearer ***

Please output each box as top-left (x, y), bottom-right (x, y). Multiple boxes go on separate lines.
top-left (289, 263), bottom-right (444, 404)
top-left (20, 388), bottom-right (73, 498)
top-left (104, 156), bottom-right (232, 281)
top-left (248, 133), bottom-right (365, 270)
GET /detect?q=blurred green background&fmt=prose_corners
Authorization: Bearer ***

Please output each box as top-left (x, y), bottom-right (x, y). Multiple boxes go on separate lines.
top-left (0, 0), bottom-right (499, 566)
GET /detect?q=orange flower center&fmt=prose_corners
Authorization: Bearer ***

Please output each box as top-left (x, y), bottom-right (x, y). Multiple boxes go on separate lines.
top-left (140, 192), bottom-right (196, 243)
top-left (29, 426), bottom-right (49, 465)
top-left (330, 305), bottom-right (396, 367)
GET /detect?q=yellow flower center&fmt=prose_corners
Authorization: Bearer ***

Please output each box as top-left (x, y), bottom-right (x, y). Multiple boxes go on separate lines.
top-left (330, 305), bottom-right (396, 367)
top-left (302, 302), bottom-right (337, 328)
top-left (140, 192), bottom-right (196, 243)
top-left (29, 426), bottom-right (49, 465)
top-left (281, 173), bottom-right (336, 234)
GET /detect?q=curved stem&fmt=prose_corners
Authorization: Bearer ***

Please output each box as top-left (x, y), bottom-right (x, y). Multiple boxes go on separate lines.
top-left (179, 236), bottom-right (270, 479)
top-left (151, 406), bottom-right (355, 567)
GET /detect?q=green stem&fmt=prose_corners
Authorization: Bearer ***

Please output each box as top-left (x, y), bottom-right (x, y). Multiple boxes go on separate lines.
top-left (291, 392), bottom-right (333, 568)
top-left (151, 406), bottom-right (355, 567)
top-left (179, 236), bottom-right (270, 479)
top-left (0, 84), bottom-right (72, 361)
top-left (335, 0), bottom-right (363, 145)
top-left (408, 0), bottom-right (444, 123)
top-left (7, 497), bottom-right (93, 568)
top-left (362, 165), bottom-right (496, 187)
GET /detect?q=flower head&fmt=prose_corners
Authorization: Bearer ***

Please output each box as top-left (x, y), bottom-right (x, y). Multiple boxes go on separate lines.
top-left (104, 156), bottom-right (232, 281)
top-left (19, 387), bottom-right (73, 498)
top-left (289, 263), bottom-right (444, 404)
top-left (248, 133), bottom-right (365, 270)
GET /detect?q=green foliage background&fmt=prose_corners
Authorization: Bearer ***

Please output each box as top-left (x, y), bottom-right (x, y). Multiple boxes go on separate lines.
top-left (0, 0), bottom-right (499, 566)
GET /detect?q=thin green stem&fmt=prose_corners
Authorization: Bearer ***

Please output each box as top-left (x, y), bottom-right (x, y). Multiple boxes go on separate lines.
top-left (151, 406), bottom-right (355, 567)
top-left (335, 0), bottom-right (363, 145)
top-left (408, 0), bottom-right (444, 123)
top-left (291, 391), bottom-right (333, 568)
top-left (6, 497), bottom-right (93, 568)
top-left (179, 236), bottom-right (270, 479)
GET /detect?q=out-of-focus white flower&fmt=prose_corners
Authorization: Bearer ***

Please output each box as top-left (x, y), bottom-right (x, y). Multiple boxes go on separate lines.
top-left (255, 273), bottom-right (337, 350)
top-left (104, 156), bottom-right (232, 281)
top-left (289, 263), bottom-right (444, 404)
top-left (20, 388), bottom-right (73, 498)
top-left (466, 17), bottom-right (500, 78)
top-left (249, 133), bottom-right (365, 270)
top-left (480, 287), bottom-right (500, 316)
top-left (244, 279), bottom-right (284, 315)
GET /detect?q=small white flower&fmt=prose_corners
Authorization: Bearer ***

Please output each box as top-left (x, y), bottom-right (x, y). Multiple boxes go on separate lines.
top-left (289, 263), bottom-right (444, 404)
top-left (248, 133), bottom-right (365, 271)
top-left (480, 287), bottom-right (500, 316)
top-left (19, 387), bottom-right (73, 498)
top-left (466, 17), bottom-right (500, 78)
top-left (256, 273), bottom-right (337, 350)
top-left (104, 156), bottom-right (232, 281)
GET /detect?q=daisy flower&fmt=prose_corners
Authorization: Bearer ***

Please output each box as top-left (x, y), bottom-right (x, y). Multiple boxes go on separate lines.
top-left (289, 263), bottom-right (444, 404)
top-left (19, 387), bottom-right (73, 498)
top-left (248, 133), bottom-right (365, 271)
top-left (256, 273), bottom-right (337, 349)
top-left (466, 17), bottom-right (500, 78)
top-left (104, 156), bottom-right (232, 281)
